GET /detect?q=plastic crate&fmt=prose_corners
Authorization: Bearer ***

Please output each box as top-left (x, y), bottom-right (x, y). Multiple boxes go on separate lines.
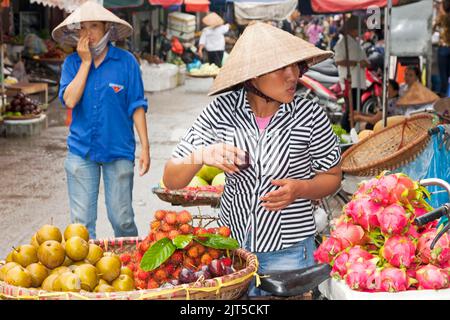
top-left (141, 63), bottom-right (178, 92)
top-left (168, 12), bottom-right (196, 33)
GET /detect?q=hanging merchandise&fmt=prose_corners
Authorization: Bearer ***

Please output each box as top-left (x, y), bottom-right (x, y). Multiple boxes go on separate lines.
top-left (171, 37), bottom-right (184, 55)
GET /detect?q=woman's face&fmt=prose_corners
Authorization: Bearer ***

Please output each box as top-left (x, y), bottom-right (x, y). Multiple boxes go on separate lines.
top-left (388, 83), bottom-right (398, 98)
top-left (80, 21), bottom-right (106, 46)
top-left (404, 69), bottom-right (418, 86)
top-left (252, 63), bottom-right (300, 104)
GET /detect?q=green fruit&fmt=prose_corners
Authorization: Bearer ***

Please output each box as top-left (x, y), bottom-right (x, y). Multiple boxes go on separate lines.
top-left (13, 112), bottom-right (22, 116)
top-left (26, 263), bottom-right (49, 287)
top-left (53, 272), bottom-right (81, 292)
top-left (37, 240), bottom-right (65, 269)
top-left (188, 176), bottom-right (209, 187)
top-left (94, 283), bottom-right (115, 292)
top-left (12, 244), bottom-right (38, 267)
top-left (5, 265), bottom-right (32, 288)
top-left (30, 233), bottom-right (40, 249)
top-left (196, 165), bottom-right (223, 183)
top-left (85, 244), bottom-right (103, 265)
top-left (36, 225), bottom-right (63, 244)
top-left (95, 256), bottom-right (121, 282)
top-left (111, 274), bottom-right (134, 292)
top-left (64, 224), bottom-right (89, 242)
top-left (4, 112), bottom-right (13, 116)
top-left (211, 172), bottom-right (226, 186)
top-left (41, 273), bottom-right (59, 291)
top-left (0, 262), bottom-right (20, 281)
top-left (50, 266), bottom-right (71, 275)
top-left (65, 236), bottom-right (89, 261)
top-left (120, 267), bottom-right (133, 278)
top-left (73, 264), bottom-right (99, 292)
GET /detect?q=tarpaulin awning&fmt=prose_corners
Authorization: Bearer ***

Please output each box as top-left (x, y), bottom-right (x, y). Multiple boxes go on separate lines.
top-left (148, 0), bottom-right (183, 7)
top-left (184, 0), bottom-right (210, 12)
top-left (104, 0), bottom-right (144, 8)
top-left (234, 0), bottom-right (297, 25)
top-left (29, 0), bottom-right (102, 12)
top-left (299, 0), bottom-right (423, 14)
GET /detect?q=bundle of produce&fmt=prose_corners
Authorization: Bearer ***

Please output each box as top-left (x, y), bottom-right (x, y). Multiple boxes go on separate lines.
top-left (120, 209), bottom-right (239, 290)
top-left (0, 223), bottom-right (134, 293)
top-left (189, 63), bottom-right (220, 77)
top-left (314, 172), bottom-right (450, 292)
top-left (3, 93), bottom-right (42, 118)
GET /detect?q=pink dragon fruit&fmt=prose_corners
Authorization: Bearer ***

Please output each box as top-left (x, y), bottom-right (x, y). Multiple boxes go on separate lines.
top-left (353, 178), bottom-right (379, 199)
top-left (369, 174), bottom-right (399, 206)
top-left (344, 197), bottom-right (382, 231)
top-left (331, 246), bottom-right (374, 279)
top-left (377, 204), bottom-right (409, 235)
top-left (412, 206), bottom-right (428, 219)
top-left (389, 174), bottom-right (418, 205)
top-left (379, 267), bottom-right (410, 292)
top-left (417, 230), bottom-right (450, 266)
top-left (382, 235), bottom-right (416, 268)
top-left (345, 260), bottom-right (377, 291)
top-left (416, 264), bottom-right (449, 290)
top-left (405, 224), bottom-right (420, 239)
top-left (313, 237), bottom-right (343, 264)
top-left (331, 222), bottom-right (367, 249)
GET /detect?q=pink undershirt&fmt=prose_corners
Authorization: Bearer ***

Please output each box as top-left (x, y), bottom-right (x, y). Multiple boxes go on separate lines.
top-left (255, 115), bottom-right (272, 132)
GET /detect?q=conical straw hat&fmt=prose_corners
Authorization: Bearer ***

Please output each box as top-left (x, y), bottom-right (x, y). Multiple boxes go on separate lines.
top-left (433, 97), bottom-right (450, 121)
top-left (397, 81), bottom-right (440, 107)
top-left (202, 12), bottom-right (224, 28)
top-left (209, 22), bottom-right (334, 96)
top-left (52, 1), bottom-right (133, 47)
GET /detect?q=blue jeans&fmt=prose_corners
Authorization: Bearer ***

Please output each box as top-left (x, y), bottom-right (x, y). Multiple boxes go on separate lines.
top-left (64, 152), bottom-right (138, 239)
top-left (438, 46), bottom-right (450, 96)
top-left (246, 235), bottom-right (316, 297)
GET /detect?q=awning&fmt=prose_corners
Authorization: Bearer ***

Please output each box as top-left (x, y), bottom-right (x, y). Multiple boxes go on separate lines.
top-left (104, 0), bottom-right (144, 8)
top-left (1, 0), bottom-right (10, 7)
top-left (184, 0), bottom-right (210, 12)
top-left (148, 0), bottom-right (183, 7)
top-left (234, 0), bottom-right (298, 25)
top-left (299, 0), bottom-right (423, 14)
top-left (29, 0), bottom-right (101, 12)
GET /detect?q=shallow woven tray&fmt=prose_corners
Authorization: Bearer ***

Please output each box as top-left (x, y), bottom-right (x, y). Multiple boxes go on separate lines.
top-left (152, 187), bottom-right (222, 208)
top-left (341, 114), bottom-right (435, 176)
top-left (0, 237), bottom-right (258, 300)
top-left (3, 113), bottom-right (42, 121)
top-left (187, 73), bottom-right (217, 78)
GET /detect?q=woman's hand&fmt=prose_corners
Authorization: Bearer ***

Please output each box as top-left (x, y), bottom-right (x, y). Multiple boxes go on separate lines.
top-left (201, 143), bottom-right (247, 174)
top-left (77, 35), bottom-right (92, 64)
top-left (260, 179), bottom-right (306, 211)
top-left (139, 147), bottom-right (151, 176)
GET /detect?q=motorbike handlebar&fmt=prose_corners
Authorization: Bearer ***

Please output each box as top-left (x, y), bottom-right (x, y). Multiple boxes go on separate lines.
top-left (414, 204), bottom-right (450, 226)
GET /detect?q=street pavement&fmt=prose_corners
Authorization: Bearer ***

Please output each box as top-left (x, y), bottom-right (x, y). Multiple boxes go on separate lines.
top-left (0, 78), bottom-right (220, 258)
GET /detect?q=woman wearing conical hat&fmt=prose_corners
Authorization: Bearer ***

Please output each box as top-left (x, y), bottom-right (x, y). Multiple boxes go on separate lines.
top-left (163, 22), bottom-right (342, 296)
top-left (53, 1), bottom-right (150, 239)
top-left (197, 12), bottom-right (229, 67)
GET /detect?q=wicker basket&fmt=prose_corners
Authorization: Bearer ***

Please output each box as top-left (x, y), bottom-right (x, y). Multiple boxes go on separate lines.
top-left (0, 237), bottom-right (258, 300)
top-left (152, 187), bottom-right (222, 208)
top-left (341, 114), bottom-right (435, 176)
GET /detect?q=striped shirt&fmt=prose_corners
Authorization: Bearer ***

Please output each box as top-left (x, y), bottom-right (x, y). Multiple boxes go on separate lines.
top-left (172, 88), bottom-right (341, 253)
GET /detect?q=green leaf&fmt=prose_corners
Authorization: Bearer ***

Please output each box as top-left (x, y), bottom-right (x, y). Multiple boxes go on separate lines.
top-left (194, 234), bottom-right (239, 250)
top-left (172, 234), bottom-right (194, 249)
top-left (140, 238), bottom-right (176, 271)
top-left (419, 185), bottom-right (432, 200)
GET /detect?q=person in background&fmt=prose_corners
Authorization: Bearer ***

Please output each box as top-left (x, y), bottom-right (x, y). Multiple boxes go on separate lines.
top-left (53, 2), bottom-right (150, 239)
top-left (306, 18), bottom-right (324, 46)
top-left (281, 9), bottom-right (300, 35)
top-left (329, 15), bottom-right (342, 51)
top-left (198, 12), bottom-right (229, 67)
top-left (333, 15), bottom-right (370, 132)
top-left (400, 65), bottom-right (421, 96)
top-left (353, 79), bottom-right (402, 129)
top-left (433, 0), bottom-right (450, 97)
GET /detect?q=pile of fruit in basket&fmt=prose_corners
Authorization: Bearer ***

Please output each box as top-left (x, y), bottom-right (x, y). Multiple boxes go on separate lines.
top-left (0, 223), bottom-right (134, 293)
top-left (314, 172), bottom-right (450, 292)
top-left (120, 209), bottom-right (238, 289)
top-left (189, 63), bottom-right (220, 77)
top-left (3, 93), bottom-right (42, 118)
top-left (160, 165), bottom-right (225, 194)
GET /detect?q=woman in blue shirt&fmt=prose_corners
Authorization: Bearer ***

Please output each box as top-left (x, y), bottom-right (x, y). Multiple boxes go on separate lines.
top-left (52, 2), bottom-right (150, 239)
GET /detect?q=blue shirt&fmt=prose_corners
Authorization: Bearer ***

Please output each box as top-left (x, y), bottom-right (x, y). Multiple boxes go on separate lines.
top-left (59, 44), bottom-right (148, 163)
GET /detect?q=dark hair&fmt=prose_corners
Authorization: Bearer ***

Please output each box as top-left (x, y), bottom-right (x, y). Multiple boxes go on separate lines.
top-left (406, 65), bottom-right (421, 79)
top-left (388, 79), bottom-right (399, 92)
top-left (444, 0), bottom-right (450, 13)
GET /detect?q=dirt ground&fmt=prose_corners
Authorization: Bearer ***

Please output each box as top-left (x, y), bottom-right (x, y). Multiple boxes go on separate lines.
top-left (0, 78), bottom-right (220, 258)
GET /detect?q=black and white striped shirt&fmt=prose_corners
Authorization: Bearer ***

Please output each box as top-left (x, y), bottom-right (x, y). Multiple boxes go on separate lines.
top-left (172, 88), bottom-right (341, 253)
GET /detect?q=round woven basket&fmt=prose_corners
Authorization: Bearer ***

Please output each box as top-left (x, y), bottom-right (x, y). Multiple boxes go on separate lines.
top-left (0, 237), bottom-right (258, 300)
top-left (341, 114), bottom-right (435, 176)
top-left (152, 187), bottom-right (222, 208)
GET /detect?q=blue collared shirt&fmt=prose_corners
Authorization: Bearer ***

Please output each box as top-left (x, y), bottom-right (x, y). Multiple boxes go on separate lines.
top-left (59, 44), bottom-right (148, 163)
